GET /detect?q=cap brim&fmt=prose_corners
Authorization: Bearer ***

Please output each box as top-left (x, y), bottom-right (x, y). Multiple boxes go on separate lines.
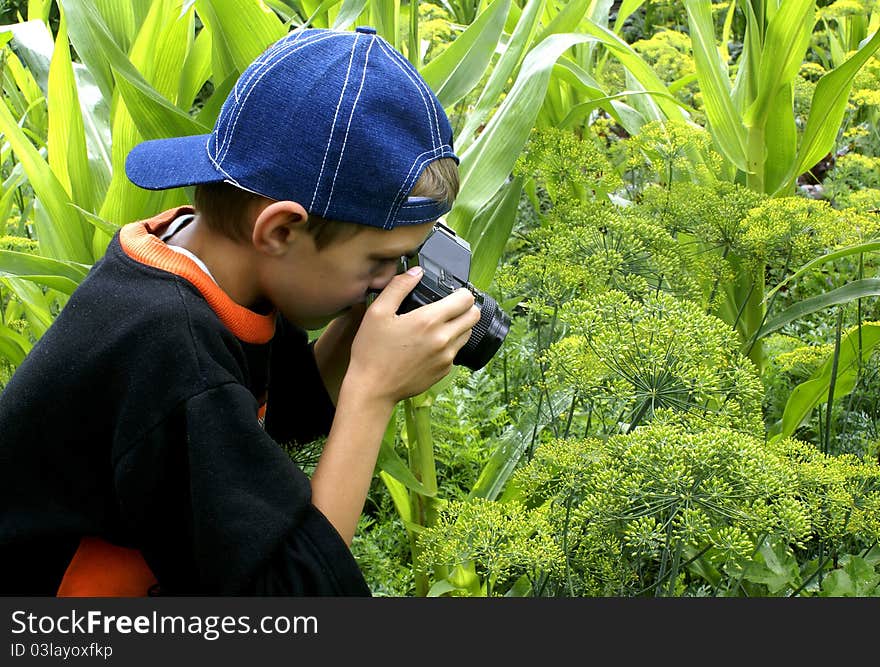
top-left (125, 134), bottom-right (225, 191)
top-left (390, 196), bottom-right (452, 228)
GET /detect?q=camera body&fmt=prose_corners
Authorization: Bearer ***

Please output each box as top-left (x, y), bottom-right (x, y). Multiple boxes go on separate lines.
top-left (397, 221), bottom-right (510, 371)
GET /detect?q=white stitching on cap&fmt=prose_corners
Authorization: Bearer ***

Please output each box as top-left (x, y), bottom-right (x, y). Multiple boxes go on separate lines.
top-left (322, 36), bottom-right (375, 217)
top-left (216, 30), bottom-right (326, 161)
top-left (215, 32), bottom-right (341, 165)
top-left (376, 39), bottom-right (441, 149)
top-left (309, 34), bottom-right (359, 212)
top-left (215, 30), bottom-right (314, 159)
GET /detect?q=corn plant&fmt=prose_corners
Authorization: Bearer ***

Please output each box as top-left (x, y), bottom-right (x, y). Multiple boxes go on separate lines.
top-left (652, 0), bottom-right (880, 371)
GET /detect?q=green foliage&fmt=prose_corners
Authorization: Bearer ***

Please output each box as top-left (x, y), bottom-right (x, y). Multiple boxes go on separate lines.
top-left (515, 126), bottom-right (622, 207)
top-left (545, 290), bottom-right (764, 435)
top-left (416, 497), bottom-right (564, 596)
top-left (615, 119), bottom-right (722, 189)
top-left (740, 197), bottom-right (877, 270)
top-left (350, 514), bottom-right (415, 598)
top-left (500, 420), bottom-right (880, 597)
top-left (822, 152), bottom-right (880, 207)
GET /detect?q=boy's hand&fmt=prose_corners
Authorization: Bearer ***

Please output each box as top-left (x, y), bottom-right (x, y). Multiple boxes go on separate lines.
top-left (343, 267), bottom-right (480, 406)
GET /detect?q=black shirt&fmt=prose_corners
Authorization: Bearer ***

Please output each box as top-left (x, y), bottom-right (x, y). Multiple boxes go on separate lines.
top-left (0, 207), bottom-right (371, 596)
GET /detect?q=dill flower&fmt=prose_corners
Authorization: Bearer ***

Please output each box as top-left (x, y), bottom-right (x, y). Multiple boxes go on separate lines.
top-left (545, 290), bottom-right (765, 434)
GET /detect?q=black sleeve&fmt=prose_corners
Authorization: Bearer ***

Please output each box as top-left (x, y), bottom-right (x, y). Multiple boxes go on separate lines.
top-left (112, 382), bottom-right (370, 596)
top-left (264, 315), bottom-right (336, 445)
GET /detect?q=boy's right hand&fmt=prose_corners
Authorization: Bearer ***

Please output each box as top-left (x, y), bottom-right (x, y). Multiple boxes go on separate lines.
top-left (343, 267), bottom-right (480, 406)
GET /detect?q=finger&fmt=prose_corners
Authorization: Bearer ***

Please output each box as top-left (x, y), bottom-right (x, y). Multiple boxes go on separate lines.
top-left (451, 327), bottom-right (473, 355)
top-left (370, 266), bottom-right (424, 313)
top-left (419, 288), bottom-right (476, 322)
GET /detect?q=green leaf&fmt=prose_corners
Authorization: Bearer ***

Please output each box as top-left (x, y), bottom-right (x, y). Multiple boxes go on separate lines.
top-left (193, 0), bottom-right (285, 82)
top-left (48, 9), bottom-right (97, 213)
top-left (0, 249), bottom-right (90, 293)
top-left (755, 279), bottom-right (880, 340)
top-left (70, 204), bottom-right (120, 237)
top-left (449, 32), bottom-right (600, 230)
top-left (455, 0), bottom-right (546, 154)
top-left (467, 175), bottom-right (523, 291)
top-left (762, 83), bottom-right (797, 194)
top-left (64, 0), bottom-right (209, 140)
top-left (0, 324), bottom-right (31, 366)
top-left (471, 390), bottom-right (571, 501)
top-left (379, 471), bottom-right (413, 525)
top-left (765, 239), bottom-right (880, 302)
top-left (420, 0), bottom-right (510, 109)
top-left (612, 0), bottom-right (646, 34)
top-left (534, 0), bottom-right (591, 45)
top-left (774, 323), bottom-right (880, 441)
top-left (177, 20), bottom-right (212, 110)
top-left (820, 557), bottom-right (880, 597)
top-left (683, 0), bottom-right (749, 171)
top-left (376, 437), bottom-right (434, 497)
top-left (0, 102), bottom-right (92, 263)
top-left (332, 1), bottom-right (369, 30)
top-left (578, 18), bottom-right (686, 122)
top-left (786, 27), bottom-right (880, 193)
top-left (743, 0), bottom-right (815, 129)
top-left (742, 538), bottom-right (800, 594)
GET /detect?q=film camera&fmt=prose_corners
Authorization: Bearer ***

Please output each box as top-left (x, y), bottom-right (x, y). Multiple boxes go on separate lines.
top-left (396, 221), bottom-right (510, 371)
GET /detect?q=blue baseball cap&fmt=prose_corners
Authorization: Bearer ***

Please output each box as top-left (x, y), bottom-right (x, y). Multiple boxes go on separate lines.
top-left (125, 26), bottom-right (458, 230)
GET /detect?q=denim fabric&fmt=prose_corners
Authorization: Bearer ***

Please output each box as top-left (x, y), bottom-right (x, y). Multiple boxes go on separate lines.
top-left (125, 27), bottom-right (457, 229)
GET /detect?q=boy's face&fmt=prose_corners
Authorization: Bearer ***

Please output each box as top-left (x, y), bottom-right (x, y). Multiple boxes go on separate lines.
top-left (260, 216), bottom-right (436, 330)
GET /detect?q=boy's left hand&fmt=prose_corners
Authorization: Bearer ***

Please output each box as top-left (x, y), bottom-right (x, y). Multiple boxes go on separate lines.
top-left (313, 303), bottom-right (367, 405)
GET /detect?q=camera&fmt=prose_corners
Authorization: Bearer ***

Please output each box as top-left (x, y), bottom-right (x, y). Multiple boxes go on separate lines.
top-left (396, 221), bottom-right (510, 371)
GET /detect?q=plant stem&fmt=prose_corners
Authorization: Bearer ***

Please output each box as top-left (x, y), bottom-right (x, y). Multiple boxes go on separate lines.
top-left (403, 394), bottom-right (440, 596)
top-left (823, 308), bottom-right (844, 456)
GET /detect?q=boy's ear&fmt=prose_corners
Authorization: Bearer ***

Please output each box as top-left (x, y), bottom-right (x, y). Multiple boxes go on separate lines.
top-left (251, 200), bottom-right (310, 256)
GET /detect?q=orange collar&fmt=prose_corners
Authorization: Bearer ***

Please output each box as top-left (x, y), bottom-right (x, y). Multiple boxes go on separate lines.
top-left (119, 207), bottom-right (275, 344)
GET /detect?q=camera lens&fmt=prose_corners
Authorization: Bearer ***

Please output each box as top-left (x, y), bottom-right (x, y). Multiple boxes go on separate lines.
top-left (454, 288), bottom-right (511, 371)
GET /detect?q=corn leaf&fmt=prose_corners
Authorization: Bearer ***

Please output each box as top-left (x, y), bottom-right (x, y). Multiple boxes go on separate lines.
top-left (765, 239), bottom-right (880, 302)
top-left (449, 32), bottom-right (600, 231)
top-left (774, 323), bottom-right (880, 441)
top-left (420, 0), bottom-right (510, 109)
top-left (64, 0), bottom-right (208, 139)
top-left (0, 324), bottom-right (30, 365)
top-left (47, 9), bottom-right (96, 213)
top-left (579, 17), bottom-right (686, 122)
top-left (194, 0), bottom-right (285, 82)
top-left (0, 102), bottom-right (92, 262)
top-left (0, 248), bottom-right (88, 294)
top-left (177, 19), bottom-right (213, 110)
top-left (332, 0), bottom-right (369, 29)
top-left (471, 390), bottom-right (571, 501)
top-left (613, 0), bottom-right (647, 34)
top-left (755, 279), bottom-right (880, 341)
top-left (786, 27), bottom-right (880, 193)
top-left (762, 83), bottom-right (797, 194)
top-left (467, 175), bottom-right (522, 290)
top-left (684, 0), bottom-right (748, 171)
top-left (455, 0), bottom-right (546, 154)
top-left (379, 471), bottom-right (413, 525)
top-left (743, 0), bottom-right (815, 129)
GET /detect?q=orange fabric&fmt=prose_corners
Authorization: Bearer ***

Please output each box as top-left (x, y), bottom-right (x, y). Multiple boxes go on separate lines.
top-left (119, 207), bottom-right (276, 344)
top-left (57, 537), bottom-right (158, 597)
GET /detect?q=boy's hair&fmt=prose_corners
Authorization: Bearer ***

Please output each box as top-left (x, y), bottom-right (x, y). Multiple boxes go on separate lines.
top-left (194, 157), bottom-right (460, 249)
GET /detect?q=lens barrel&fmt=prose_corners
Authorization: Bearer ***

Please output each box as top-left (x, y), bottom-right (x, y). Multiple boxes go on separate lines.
top-left (454, 288), bottom-right (511, 371)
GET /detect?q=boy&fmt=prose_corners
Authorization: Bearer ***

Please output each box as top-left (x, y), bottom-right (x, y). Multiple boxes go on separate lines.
top-left (0, 26), bottom-right (479, 596)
